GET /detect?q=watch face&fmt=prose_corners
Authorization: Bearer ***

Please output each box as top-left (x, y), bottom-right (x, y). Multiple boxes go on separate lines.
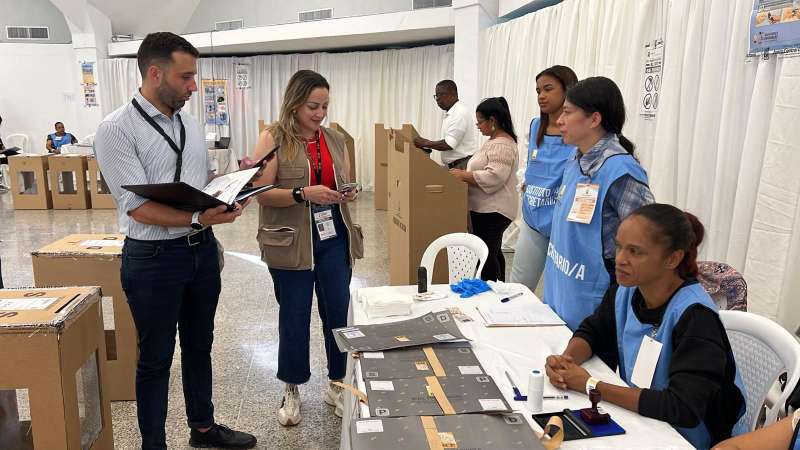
top-left (191, 222), bottom-right (203, 230)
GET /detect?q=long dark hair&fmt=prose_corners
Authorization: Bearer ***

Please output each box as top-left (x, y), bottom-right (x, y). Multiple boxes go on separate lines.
top-left (630, 203), bottom-right (705, 279)
top-left (565, 76), bottom-right (635, 156)
top-left (476, 97), bottom-right (517, 143)
top-left (535, 65), bottom-right (578, 146)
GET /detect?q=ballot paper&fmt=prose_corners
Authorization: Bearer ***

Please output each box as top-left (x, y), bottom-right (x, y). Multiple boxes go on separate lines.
top-left (201, 167), bottom-right (259, 205)
top-left (476, 302), bottom-right (566, 327)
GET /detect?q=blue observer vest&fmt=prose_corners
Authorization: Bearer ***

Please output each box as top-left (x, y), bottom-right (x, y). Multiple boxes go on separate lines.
top-left (522, 118), bottom-right (575, 237)
top-left (543, 151), bottom-right (647, 330)
top-left (49, 132), bottom-right (74, 149)
top-left (614, 283), bottom-right (746, 450)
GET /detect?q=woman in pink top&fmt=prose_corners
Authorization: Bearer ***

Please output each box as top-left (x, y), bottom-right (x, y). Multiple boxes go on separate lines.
top-left (449, 97), bottom-right (519, 281)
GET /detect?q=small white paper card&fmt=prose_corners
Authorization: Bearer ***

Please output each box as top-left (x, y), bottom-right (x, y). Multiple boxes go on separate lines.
top-left (631, 335), bottom-right (663, 389)
top-left (478, 399), bottom-right (507, 411)
top-left (433, 333), bottom-right (455, 341)
top-left (370, 381), bottom-right (395, 391)
top-left (362, 352), bottom-right (384, 359)
top-left (356, 419), bottom-right (384, 434)
top-left (343, 330), bottom-right (365, 339)
top-left (458, 365), bottom-right (483, 375)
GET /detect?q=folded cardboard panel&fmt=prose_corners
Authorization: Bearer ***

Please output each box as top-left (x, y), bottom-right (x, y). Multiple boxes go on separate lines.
top-left (0, 286), bottom-right (114, 450)
top-left (7, 154), bottom-right (52, 209)
top-left (333, 311), bottom-right (467, 353)
top-left (48, 155), bottom-right (91, 210)
top-left (360, 342), bottom-right (485, 380)
top-left (87, 157), bottom-right (115, 209)
top-left (374, 123), bottom-right (389, 211)
top-left (351, 413), bottom-right (544, 450)
top-left (32, 234), bottom-right (136, 401)
top-left (329, 122), bottom-right (356, 183)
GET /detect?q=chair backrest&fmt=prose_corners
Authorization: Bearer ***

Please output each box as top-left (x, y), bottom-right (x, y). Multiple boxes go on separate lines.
top-left (720, 310), bottom-right (800, 431)
top-left (419, 233), bottom-right (489, 286)
top-left (697, 261), bottom-right (747, 311)
top-left (5, 134), bottom-right (29, 153)
top-left (81, 134), bottom-right (95, 146)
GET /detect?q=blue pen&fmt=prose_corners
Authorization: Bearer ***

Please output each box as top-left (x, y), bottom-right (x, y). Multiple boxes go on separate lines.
top-left (504, 370), bottom-right (527, 401)
top-left (500, 292), bottom-right (524, 303)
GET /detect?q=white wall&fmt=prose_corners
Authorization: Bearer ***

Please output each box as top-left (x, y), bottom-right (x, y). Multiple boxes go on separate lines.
top-left (0, 0), bottom-right (72, 43)
top-left (0, 43), bottom-right (87, 152)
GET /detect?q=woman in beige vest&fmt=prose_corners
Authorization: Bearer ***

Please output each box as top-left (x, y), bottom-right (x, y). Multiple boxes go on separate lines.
top-left (247, 70), bottom-right (364, 427)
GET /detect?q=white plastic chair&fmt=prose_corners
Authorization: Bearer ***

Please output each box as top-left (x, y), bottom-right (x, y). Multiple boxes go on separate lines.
top-left (419, 233), bottom-right (489, 286)
top-left (720, 310), bottom-right (800, 431)
top-left (5, 134), bottom-right (29, 153)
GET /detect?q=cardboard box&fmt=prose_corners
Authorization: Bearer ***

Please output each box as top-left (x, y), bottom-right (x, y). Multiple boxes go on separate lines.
top-left (87, 157), bottom-right (116, 209)
top-left (48, 155), bottom-right (91, 210)
top-left (0, 286), bottom-right (114, 450)
top-left (374, 124), bottom-right (390, 210)
top-left (387, 124), bottom-right (468, 285)
top-left (329, 122), bottom-right (356, 183)
top-left (32, 234), bottom-right (136, 401)
top-left (8, 154), bottom-right (52, 210)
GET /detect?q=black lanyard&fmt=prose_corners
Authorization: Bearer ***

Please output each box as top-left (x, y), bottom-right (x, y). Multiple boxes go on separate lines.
top-left (131, 98), bottom-right (185, 182)
top-left (306, 131), bottom-right (323, 185)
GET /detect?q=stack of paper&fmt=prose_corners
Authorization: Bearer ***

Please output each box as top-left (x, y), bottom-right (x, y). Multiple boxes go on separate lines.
top-left (364, 292), bottom-right (414, 319)
top-left (476, 302), bottom-right (566, 327)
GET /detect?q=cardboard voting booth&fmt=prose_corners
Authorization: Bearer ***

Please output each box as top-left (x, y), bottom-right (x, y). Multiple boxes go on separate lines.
top-left (48, 154), bottom-right (91, 210)
top-left (32, 234), bottom-right (136, 401)
top-left (387, 124), bottom-right (468, 285)
top-left (87, 156), bottom-right (115, 209)
top-left (329, 122), bottom-right (356, 183)
top-left (374, 124), bottom-right (389, 211)
top-left (8, 154), bottom-right (52, 209)
top-left (0, 286), bottom-right (114, 450)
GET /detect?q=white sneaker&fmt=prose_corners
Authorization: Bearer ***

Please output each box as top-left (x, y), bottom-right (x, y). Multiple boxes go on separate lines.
top-left (324, 381), bottom-right (344, 418)
top-left (278, 384), bottom-right (301, 426)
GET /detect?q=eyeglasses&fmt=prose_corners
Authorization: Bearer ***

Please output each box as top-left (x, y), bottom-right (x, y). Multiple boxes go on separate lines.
top-left (433, 93), bottom-right (448, 100)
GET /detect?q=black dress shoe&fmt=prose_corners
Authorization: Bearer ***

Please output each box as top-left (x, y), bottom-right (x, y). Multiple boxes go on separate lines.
top-left (189, 423), bottom-right (257, 449)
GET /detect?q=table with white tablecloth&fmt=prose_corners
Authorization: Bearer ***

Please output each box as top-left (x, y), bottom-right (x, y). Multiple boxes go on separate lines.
top-left (339, 283), bottom-right (694, 450)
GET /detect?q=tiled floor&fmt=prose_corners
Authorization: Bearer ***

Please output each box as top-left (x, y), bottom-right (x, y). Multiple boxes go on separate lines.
top-left (0, 191), bottom-right (522, 449)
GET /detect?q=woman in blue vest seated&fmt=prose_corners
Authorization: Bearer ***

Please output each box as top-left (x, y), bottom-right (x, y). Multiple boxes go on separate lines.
top-left (545, 203), bottom-right (746, 450)
top-left (543, 76), bottom-right (654, 330)
top-left (713, 410), bottom-right (800, 450)
top-left (510, 65), bottom-right (578, 290)
top-left (45, 121), bottom-right (77, 154)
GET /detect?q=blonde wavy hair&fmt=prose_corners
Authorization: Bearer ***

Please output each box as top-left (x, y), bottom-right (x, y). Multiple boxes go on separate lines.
top-left (268, 70), bottom-right (330, 162)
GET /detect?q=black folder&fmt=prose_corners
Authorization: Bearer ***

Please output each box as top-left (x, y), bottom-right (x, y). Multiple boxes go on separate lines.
top-left (122, 182), bottom-right (276, 212)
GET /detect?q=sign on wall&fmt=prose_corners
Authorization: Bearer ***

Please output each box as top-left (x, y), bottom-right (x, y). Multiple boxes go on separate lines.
top-left (639, 38), bottom-right (664, 121)
top-left (235, 64), bottom-right (250, 89)
top-left (81, 62), bottom-right (98, 107)
top-left (749, 0), bottom-right (800, 54)
top-left (202, 79), bottom-right (229, 125)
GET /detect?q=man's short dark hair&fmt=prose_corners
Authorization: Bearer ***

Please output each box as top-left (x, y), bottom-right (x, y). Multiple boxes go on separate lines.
top-left (436, 80), bottom-right (458, 95)
top-left (54, 121), bottom-right (63, 127)
top-left (137, 32), bottom-right (200, 78)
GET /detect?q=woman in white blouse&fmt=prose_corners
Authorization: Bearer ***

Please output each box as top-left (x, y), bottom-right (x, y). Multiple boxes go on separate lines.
top-left (449, 97), bottom-right (519, 281)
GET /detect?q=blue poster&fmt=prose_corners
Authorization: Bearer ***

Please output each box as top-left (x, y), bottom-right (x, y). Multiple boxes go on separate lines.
top-left (750, 0), bottom-right (800, 54)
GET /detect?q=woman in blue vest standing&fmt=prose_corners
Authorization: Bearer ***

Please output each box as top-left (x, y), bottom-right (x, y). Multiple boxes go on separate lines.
top-left (543, 76), bottom-right (654, 330)
top-left (713, 410), bottom-right (800, 449)
top-left (510, 65), bottom-right (578, 291)
top-left (545, 204), bottom-right (746, 449)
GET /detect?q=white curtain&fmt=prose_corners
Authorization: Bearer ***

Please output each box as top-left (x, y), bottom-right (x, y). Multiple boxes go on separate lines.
top-left (96, 45), bottom-right (454, 190)
top-left (481, 0), bottom-right (800, 328)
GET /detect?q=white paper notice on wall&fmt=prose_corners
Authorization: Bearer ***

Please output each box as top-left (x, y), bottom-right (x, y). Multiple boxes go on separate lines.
top-left (235, 64), bottom-right (250, 89)
top-left (640, 38), bottom-right (664, 121)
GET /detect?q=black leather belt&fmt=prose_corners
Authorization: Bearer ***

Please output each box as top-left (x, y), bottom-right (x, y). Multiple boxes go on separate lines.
top-left (127, 227), bottom-right (213, 247)
top-left (447, 156), bottom-right (471, 169)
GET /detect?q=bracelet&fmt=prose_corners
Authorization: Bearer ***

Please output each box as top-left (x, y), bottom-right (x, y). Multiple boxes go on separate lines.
top-left (585, 376), bottom-right (600, 395)
top-left (292, 187), bottom-right (304, 203)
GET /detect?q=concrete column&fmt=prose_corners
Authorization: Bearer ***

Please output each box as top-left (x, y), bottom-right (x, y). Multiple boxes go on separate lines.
top-left (453, 0), bottom-right (499, 109)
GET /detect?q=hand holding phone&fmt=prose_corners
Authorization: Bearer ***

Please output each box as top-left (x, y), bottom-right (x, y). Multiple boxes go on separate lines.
top-left (338, 182), bottom-right (360, 194)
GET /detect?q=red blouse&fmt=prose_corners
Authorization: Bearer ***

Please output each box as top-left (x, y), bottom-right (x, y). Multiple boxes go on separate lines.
top-left (306, 131), bottom-right (336, 190)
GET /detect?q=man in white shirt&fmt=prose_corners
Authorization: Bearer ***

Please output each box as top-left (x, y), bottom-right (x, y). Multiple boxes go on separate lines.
top-left (413, 80), bottom-right (477, 169)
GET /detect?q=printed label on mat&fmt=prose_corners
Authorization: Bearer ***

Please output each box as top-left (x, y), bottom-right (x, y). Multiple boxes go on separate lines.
top-left (458, 365), bottom-right (483, 375)
top-left (342, 329), bottom-right (365, 339)
top-left (362, 352), bottom-right (384, 359)
top-left (394, 335), bottom-right (411, 342)
top-left (433, 333), bottom-right (455, 341)
top-left (478, 399), bottom-right (506, 411)
top-left (356, 419), bottom-right (384, 434)
top-left (370, 381), bottom-right (395, 391)
top-left (415, 361), bottom-right (430, 371)
top-left (438, 432), bottom-right (457, 448)
top-left (0, 297), bottom-right (59, 310)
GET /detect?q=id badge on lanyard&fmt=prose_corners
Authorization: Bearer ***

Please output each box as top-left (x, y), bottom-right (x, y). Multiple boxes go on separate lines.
top-left (312, 204), bottom-right (337, 241)
top-left (631, 332), bottom-right (663, 389)
top-left (567, 181), bottom-right (600, 224)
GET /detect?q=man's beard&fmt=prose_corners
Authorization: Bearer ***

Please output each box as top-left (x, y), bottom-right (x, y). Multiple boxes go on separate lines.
top-left (157, 83), bottom-right (187, 111)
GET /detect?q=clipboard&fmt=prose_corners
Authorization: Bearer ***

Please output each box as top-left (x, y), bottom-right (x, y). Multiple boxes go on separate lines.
top-left (122, 182), bottom-right (276, 212)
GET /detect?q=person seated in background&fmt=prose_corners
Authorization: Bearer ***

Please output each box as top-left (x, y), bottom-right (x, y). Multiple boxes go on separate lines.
top-left (0, 115), bottom-right (21, 156)
top-left (413, 80), bottom-right (477, 170)
top-left (545, 203), bottom-right (746, 450)
top-left (448, 97), bottom-right (518, 281)
top-left (713, 411), bottom-right (800, 450)
top-left (45, 121), bottom-right (77, 154)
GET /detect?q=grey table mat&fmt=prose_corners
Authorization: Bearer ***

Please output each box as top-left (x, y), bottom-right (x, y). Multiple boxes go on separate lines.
top-left (350, 413), bottom-right (545, 450)
top-left (360, 342), bottom-right (485, 380)
top-left (333, 311), bottom-right (467, 352)
top-left (365, 375), bottom-right (511, 418)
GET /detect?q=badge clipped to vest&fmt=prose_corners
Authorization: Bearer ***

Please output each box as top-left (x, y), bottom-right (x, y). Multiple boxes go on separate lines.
top-left (567, 183), bottom-right (600, 224)
top-left (630, 335), bottom-right (663, 389)
top-left (312, 205), bottom-right (337, 241)
top-left (530, 148), bottom-right (539, 161)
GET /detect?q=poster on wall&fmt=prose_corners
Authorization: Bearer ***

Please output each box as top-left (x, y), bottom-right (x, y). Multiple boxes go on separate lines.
top-left (639, 38), bottom-right (663, 121)
top-left (81, 62), bottom-right (98, 107)
top-left (749, 0), bottom-right (800, 54)
top-left (235, 64), bottom-right (250, 89)
top-left (202, 79), bottom-right (229, 125)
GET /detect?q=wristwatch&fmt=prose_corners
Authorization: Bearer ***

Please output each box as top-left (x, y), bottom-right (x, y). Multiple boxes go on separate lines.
top-left (191, 211), bottom-right (203, 230)
top-left (292, 187), bottom-right (305, 204)
top-left (585, 376), bottom-right (600, 395)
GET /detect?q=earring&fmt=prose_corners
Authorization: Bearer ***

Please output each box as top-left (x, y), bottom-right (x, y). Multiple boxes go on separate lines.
top-left (491, 124), bottom-right (496, 132)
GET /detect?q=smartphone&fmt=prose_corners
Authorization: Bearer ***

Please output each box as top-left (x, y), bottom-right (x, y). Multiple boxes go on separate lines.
top-left (254, 145), bottom-right (280, 168)
top-left (338, 182), bottom-right (361, 193)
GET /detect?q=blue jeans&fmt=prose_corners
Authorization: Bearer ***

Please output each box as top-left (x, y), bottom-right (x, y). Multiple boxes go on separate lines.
top-left (510, 223), bottom-right (549, 291)
top-left (121, 229), bottom-right (220, 450)
top-left (269, 205), bottom-right (352, 384)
